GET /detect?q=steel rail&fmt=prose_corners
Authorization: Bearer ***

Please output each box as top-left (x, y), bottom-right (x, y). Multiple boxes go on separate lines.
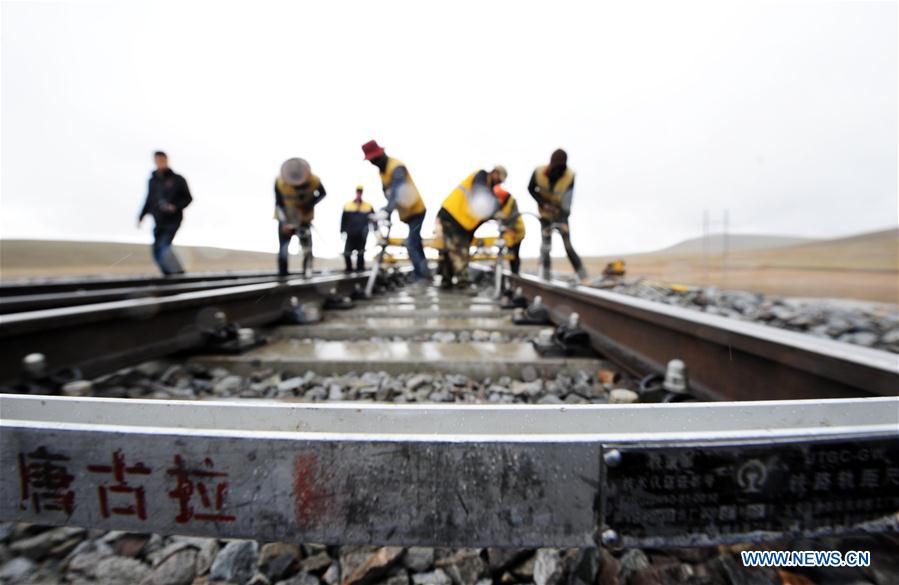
top-left (503, 271), bottom-right (899, 400)
top-left (0, 275), bottom-right (288, 314)
top-left (0, 272), bottom-right (366, 384)
top-left (0, 269), bottom-right (328, 296)
top-left (2, 394), bottom-right (897, 548)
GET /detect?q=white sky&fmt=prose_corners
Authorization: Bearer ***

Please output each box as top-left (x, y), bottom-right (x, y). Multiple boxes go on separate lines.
top-left (1, 0), bottom-right (896, 259)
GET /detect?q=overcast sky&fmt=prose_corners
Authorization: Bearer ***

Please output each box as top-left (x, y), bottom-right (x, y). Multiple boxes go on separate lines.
top-left (1, 0), bottom-right (896, 259)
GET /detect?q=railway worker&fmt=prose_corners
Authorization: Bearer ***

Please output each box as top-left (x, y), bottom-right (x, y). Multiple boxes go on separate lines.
top-left (361, 140), bottom-right (431, 282)
top-left (275, 158), bottom-right (326, 277)
top-left (137, 151), bottom-right (192, 275)
top-left (340, 185), bottom-right (374, 272)
top-left (527, 148), bottom-right (588, 282)
top-left (493, 184), bottom-right (526, 275)
top-left (438, 166), bottom-right (508, 292)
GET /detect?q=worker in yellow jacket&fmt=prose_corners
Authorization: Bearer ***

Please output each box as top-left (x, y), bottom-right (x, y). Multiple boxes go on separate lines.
top-left (361, 140), bottom-right (430, 281)
top-left (340, 185), bottom-right (374, 272)
top-left (275, 158), bottom-right (326, 277)
top-left (437, 166), bottom-right (508, 291)
top-left (493, 185), bottom-right (526, 274)
top-left (528, 148), bottom-right (587, 281)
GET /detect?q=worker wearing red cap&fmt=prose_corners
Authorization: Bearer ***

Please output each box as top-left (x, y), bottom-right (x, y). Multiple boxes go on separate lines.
top-left (275, 157), bottom-right (326, 277)
top-left (528, 148), bottom-right (587, 282)
top-left (438, 166), bottom-right (507, 292)
top-left (493, 184), bottom-right (526, 275)
top-left (361, 140), bottom-right (430, 281)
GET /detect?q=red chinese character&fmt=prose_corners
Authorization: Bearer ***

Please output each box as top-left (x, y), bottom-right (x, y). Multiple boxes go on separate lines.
top-left (87, 450), bottom-right (152, 519)
top-left (166, 455), bottom-right (235, 523)
top-left (17, 446), bottom-right (75, 515)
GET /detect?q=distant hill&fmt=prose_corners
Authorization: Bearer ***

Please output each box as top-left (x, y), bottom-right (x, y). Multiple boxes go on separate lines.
top-left (653, 234), bottom-right (816, 256)
top-left (0, 239), bottom-right (290, 278)
top-left (3, 228), bottom-right (897, 302)
top-left (737, 228), bottom-right (899, 272)
top-left (526, 227), bottom-right (898, 303)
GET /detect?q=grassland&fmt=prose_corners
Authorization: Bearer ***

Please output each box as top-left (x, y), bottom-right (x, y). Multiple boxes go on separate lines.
top-left (2, 228), bottom-right (896, 303)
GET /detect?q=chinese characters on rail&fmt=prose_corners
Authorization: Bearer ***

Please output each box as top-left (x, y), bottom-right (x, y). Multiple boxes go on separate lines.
top-left (17, 446), bottom-right (235, 524)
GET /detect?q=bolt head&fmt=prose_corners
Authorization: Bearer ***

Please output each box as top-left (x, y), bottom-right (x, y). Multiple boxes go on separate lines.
top-left (603, 449), bottom-right (622, 467)
top-left (22, 353), bottom-right (47, 376)
top-left (600, 528), bottom-right (620, 548)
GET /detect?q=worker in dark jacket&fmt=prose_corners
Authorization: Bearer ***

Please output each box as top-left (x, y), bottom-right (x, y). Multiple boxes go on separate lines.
top-left (275, 158), bottom-right (326, 276)
top-left (528, 148), bottom-right (587, 282)
top-left (137, 151), bottom-right (192, 275)
top-left (438, 166), bottom-right (507, 292)
top-left (341, 185), bottom-right (374, 272)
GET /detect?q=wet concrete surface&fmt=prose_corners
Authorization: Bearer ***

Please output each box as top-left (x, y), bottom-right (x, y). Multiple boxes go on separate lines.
top-left (193, 340), bottom-right (600, 378)
top-left (359, 294), bottom-right (500, 306)
top-left (338, 305), bottom-right (511, 318)
top-left (276, 317), bottom-right (545, 340)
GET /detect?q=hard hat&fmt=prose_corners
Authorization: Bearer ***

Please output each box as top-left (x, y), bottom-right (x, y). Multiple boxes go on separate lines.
top-left (356, 185), bottom-right (364, 192)
top-left (493, 184), bottom-right (511, 204)
top-left (492, 165), bottom-right (508, 183)
top-left (280, 158), bottom-right (311, 187)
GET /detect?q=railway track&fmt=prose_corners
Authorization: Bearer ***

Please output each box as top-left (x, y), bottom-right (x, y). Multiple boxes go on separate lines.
top-left (0, 270), bottom-right (344, 314)
top-left (1, 266), bottom-right (898, 585)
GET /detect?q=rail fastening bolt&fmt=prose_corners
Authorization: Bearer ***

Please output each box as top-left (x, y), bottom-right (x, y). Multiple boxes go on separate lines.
top-left (601, 528), bottom-right (620, 548)
top-left (22, 353), bottom-right (47, 377)
top-left (603, 449), bottom-right (622, 467)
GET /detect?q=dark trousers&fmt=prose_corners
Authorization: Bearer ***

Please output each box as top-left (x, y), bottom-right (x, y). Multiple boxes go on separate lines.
top-left (540, 219), bottom-right (586, 279)
top-left (278, 223), bottom-right (312, 276)
top-left (509, 242), bottom-right (522, 275)
top-left (152, 221), bottom-right (184, 275)
top-left (343, 231), bottom-right (367, 271)
top-left (439, 216), bottom-right (473, 288)
top-left (404, 211), bottom-right (431, 281)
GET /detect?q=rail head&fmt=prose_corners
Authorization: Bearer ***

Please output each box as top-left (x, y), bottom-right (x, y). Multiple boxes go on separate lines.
top-left (3, 394), bottom-right (897, 443)
top-left (0, 272), bottom-right (359, 335)
top-left (503, 271), bottom-right (899, 399)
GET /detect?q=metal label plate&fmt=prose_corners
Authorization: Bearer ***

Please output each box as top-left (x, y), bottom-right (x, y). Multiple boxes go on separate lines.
top-left (603, 436), bottom-right (899, 547)
top-left (2, 425), bottom-right (599, 548)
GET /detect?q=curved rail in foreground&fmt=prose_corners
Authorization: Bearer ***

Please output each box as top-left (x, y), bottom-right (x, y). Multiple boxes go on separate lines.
top-left (505, 272), bottom-right (899, 400)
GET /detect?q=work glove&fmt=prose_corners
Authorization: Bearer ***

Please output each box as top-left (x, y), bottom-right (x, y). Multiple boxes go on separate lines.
top-left (371, 209), bottom-right (389, 223)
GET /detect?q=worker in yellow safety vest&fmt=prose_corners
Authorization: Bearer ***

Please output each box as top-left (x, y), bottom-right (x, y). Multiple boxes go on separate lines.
top-left (341, 185), bottom-right (374, 272)
top-left (275, 158), bottom-right (326, 277)
top-left (361, 140), bottom-right (431, 281)
top-left (493, 185), bottom-right (526, 274)
top-left (437, 166), bottom-right (508, 292)
top-left (528, 148), bottom-right (587, 282)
